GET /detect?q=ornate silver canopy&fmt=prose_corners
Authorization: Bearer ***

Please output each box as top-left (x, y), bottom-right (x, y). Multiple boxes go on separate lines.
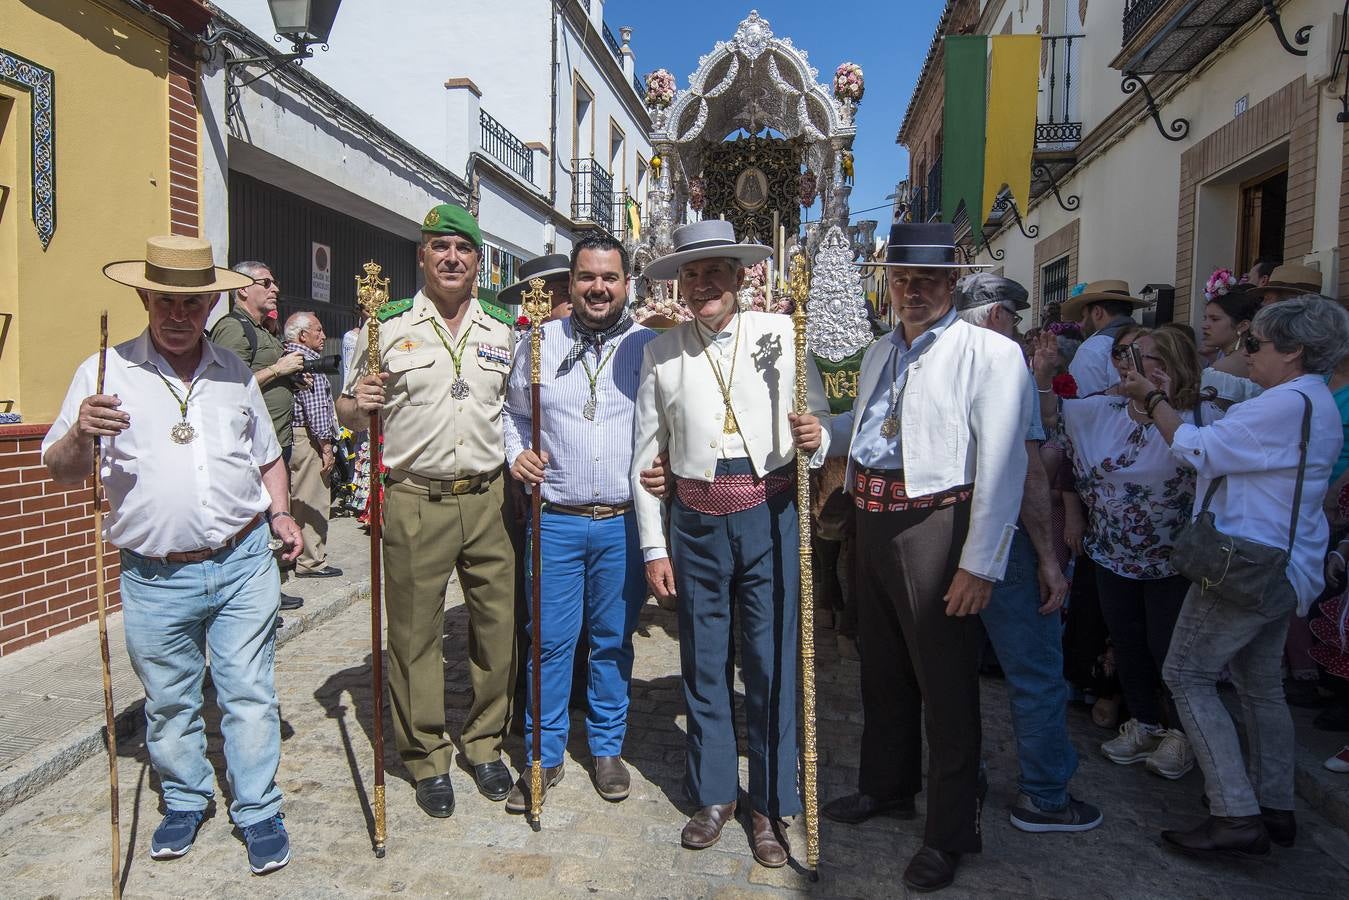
top-left (807, 226), bottom-right (874, 362)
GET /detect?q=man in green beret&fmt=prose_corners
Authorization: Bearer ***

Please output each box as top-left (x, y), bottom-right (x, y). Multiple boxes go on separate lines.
top-left (338, 203), bottom-right (519, 817)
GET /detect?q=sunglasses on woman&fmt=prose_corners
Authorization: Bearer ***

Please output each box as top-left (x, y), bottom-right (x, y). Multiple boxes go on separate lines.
top-left (1243, 335), bottom-right (1272, 355)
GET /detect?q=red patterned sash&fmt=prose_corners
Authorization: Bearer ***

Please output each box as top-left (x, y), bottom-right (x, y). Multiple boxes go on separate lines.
top-left (853, 468), bottom-right (972, 513)
top-left (676, 470), bottom-right (795, 516)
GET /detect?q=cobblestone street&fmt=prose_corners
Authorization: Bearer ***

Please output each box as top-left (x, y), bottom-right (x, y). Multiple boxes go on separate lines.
top-left (2, 571), bottom-right (1348, 899)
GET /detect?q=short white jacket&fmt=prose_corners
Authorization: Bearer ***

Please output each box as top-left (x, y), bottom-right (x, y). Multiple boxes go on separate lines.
top-left (630, 312), bottom-right (830, 553)
top-left (831, 318), bottom-right (1031, 581)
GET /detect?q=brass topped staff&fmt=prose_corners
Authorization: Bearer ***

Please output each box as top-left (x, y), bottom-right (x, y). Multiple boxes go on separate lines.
top-left (92, 310), bottom-right (122, 899)
top-left (789, 256), bottom-right (821, 874)
top-left (355, 262), bottom-right (390, 858)
top-left (520, 277), bottom-right (552, 832)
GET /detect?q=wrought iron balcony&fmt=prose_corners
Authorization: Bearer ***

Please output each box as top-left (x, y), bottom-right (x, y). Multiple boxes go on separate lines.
top-left (924, 156), bottom-right (943, 223)
top-left (480, 109), bottom-right (534, 184)
top-left (602, 22), bottom-right (623, 60)
top-left (1036, 34), bottom-right (1083, 152)
top-left (1123, 0), bottom-right (1167, 46)
top-left (572, 158), bottom-right (615, 231)
top-left (633, 73), bottom-right (645, 99)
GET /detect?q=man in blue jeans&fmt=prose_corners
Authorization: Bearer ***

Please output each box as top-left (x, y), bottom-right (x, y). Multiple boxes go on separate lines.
top-left (42, 236), bottom-right (304, 875)
top-left (956, 273), bottom-right (1103, 833)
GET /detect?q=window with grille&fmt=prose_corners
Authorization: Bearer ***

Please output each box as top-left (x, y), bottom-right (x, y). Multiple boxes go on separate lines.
top-left (1041, 256), bottom-right (1070, 310)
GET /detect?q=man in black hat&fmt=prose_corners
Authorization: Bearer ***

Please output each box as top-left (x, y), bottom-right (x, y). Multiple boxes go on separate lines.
top-left (820, 224), bottom-right (1031, 892)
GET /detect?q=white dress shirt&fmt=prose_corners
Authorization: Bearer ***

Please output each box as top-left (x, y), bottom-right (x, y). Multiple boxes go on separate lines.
top-left (42, 330), bottom-right (280, 558)
top-left (1069, 331), bottom-right (1118, 398)
top-left (1170, 375), bottom-right (1342, 613)
top-left (631, 311), bottom-right (831, 561)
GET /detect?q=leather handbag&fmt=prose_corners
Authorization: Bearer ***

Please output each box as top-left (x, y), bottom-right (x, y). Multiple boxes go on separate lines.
top-left (1170, 392), bottom-right (1311, 608)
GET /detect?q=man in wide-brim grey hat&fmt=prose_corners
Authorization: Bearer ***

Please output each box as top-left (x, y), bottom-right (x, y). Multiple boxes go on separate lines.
top-left (498, 253), bottom-right (573, 319)
top-left (1060, 279), bottom-right (1150, 396)
top-left (43, 235), bottom-right (302, 874)
top-left (821, 222), bottom-right (1032, 892)
top-left (631, 219), bottom-right (830, 868)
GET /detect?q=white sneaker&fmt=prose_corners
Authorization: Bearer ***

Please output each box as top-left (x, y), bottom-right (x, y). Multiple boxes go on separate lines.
top-left (1324, 745), bottom-right (1349, 773)
top-left (1100, 718), bottom-right (1164, 765)
top-left (1145, 729), bottom-right (1195, 779)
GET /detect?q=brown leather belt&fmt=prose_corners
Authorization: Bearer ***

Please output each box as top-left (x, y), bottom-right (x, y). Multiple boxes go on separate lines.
top-left (545, 502), bottom-right (632, 521)
top-left (388, 466), bottom-right (501, 500)
top-left (149, 514), bottom-right (265, 564)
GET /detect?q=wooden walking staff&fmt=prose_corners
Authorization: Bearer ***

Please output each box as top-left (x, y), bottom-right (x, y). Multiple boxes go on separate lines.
top-left (788, 256), bottom-right (821, 875)
top-left (92, 310), bottom-right (122, 900)
top-left (355, 261), bottom-right (390, 858)
top-left (520, 277), bottom-right (552, 832)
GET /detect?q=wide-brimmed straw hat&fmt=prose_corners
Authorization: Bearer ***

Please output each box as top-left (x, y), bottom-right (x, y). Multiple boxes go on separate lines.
top-left (1262, 263), bottom-right (1323, 297)
top-left (1059, 279), bottom-right (1149, 323)
top-left (498, 253), bottom-right (572, 304)
top-left (103, 235), bottom-right (254, 293)
top-left (861, 223), bottom-right (990, 270)
top-left (643, 220), bottom-right (772, 280)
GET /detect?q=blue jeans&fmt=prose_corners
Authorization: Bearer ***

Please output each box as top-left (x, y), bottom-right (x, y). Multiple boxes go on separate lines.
top-left (980, 528), bottom-right (1078, 811)
top-left (524, 510), bottom-right (646, 767)
top-left (119, 522), bottom-right (283, 827)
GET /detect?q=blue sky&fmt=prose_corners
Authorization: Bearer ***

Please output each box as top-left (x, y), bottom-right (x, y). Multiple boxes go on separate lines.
top-left (608, 1), bottom-right (945, 228)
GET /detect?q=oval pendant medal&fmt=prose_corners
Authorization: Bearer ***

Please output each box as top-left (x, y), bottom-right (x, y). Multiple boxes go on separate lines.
top-left (451, 377), bottom-right (470, 400)
top-left (170, 420), bottom-right (198, 444)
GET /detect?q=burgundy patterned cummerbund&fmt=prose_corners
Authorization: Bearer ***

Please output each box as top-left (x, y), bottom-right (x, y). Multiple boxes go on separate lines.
top-left (853, 467), bottom-right (972, 513)
top-left (676, 468), bottom-right (795, 516)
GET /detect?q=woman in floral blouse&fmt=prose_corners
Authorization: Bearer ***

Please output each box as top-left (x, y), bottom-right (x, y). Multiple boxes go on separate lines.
top-left (1063, 327), bottom-right (1224, 780)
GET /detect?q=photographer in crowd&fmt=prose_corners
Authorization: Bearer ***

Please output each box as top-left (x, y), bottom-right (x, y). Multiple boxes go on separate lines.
top-left (1123, 295), bottom-right (1349, 857)
top-left (283, 312), bottom-right (342, 579)
top-left (1062, 327), bottom-right (1223, 779)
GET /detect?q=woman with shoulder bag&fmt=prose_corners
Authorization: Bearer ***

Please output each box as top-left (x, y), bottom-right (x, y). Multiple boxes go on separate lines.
top-left (1122, 295), bottom-right (1349, 857)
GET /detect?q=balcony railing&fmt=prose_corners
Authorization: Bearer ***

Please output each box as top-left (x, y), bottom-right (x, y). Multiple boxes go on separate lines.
top-left (1123, 0), bottom-right (1167, 46)
top-left (572, 158), bottom-right (615, 230)
top-left (1036, 34), bottom-right (1084, 151)
top-left (602, 22), bottom-right (623, 60)
top-left (480, 109), bottom-right (534, 184)
top-left (633, 73), bottom-right (645, 99)
top-left (925, 156), bottom-right (943, 223)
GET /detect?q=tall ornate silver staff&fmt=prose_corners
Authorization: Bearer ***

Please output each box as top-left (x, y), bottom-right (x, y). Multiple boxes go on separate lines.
top-left (92, 310), bottom-right (122, 899)
top-left (789, 255), bottom-right (820, 873)
top-left (520, 277), bottom-right (552, 832)
top-left (355, 262), bottom-right (389, 858)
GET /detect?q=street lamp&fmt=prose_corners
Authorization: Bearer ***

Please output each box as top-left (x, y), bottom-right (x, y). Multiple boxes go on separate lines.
top-left (266, 0), bottom-right (342, 57)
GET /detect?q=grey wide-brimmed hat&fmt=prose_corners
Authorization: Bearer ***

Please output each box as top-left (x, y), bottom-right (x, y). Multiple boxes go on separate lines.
top-left (956, 272), bottom-right (1029, 311)
top-left (497, 253), bottom-right (572, 304)
top-left (643, 220), bottom-right (772, 280)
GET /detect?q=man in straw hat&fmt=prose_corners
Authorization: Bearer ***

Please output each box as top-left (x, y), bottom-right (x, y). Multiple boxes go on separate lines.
top-left (338, 203), bottom-right (518, 818)
top-left (1060, 279), bottom-right (1150, 397)
top-left (1259, 263), bottom-right (1324, 306)
top-left (631, 219), bottom-right (829, 867)
top-left (42, 235), bottom-right (303, 874)
top-left (818, 223), bottom-right (1031, 892)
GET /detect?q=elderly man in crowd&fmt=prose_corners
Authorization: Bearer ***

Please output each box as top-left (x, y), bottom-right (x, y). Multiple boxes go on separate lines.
top-left (820, 224), bottom-right (1031, 893)
top-left (954, 273), bottom-right (1102, 836)
top-left (632, 220), bottom-right (828, 869)
top-left (43, 236), bottom-right (302, 875)
top-left (282, 311), bottom-right (341, 579)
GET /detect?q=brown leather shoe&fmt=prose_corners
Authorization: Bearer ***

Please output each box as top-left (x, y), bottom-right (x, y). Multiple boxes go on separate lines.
top-left (750, 811), bottom-right (789, 868)
top-left (504, 764), bottom-right (564, 814)
top-left (592, 756), bottom-right (631, 801)
top-left (680, 802), bottom-right (736, 849)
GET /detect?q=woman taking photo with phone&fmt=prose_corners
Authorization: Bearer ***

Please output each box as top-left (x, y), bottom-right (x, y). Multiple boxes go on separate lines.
top-left (1062, 327), bottom-right (1223, 779)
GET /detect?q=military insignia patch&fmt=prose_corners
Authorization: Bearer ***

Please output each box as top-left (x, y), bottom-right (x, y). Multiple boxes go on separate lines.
top-left (423, 208), bottom-right (441, 228)
top-left (395, 338), bottom-right (423, 353)
top-left (376, 297), bottom-right (414, 321)
top-left (477, 344), bottom-right (511, 366)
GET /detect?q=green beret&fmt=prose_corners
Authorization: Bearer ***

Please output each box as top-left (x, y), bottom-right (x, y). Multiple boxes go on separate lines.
top-left (421, 203), bottom-right (481, 249)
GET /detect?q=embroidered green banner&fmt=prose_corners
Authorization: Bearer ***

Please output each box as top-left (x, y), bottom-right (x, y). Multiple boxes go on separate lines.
top-left (813, 349), bottom-right (867, 415)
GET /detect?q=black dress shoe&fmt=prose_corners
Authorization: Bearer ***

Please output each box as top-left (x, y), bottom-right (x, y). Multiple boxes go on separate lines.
top-left (415, 774), bottom-right (455, 818)
top-left (279, 593), bottom-right (304, 611)
top-left (821, 792), bottom-right (916, 824)
top-left (1260, 807), bottom-right (1296, 847)
top-left (472, 759), bottom-right (512, 801)
top-left (1161, 815), bottom-right (1270, 858)
top-left (296, 565), bottom-right (343, 578)
top-left (903, 846), bottom-right (961, 893)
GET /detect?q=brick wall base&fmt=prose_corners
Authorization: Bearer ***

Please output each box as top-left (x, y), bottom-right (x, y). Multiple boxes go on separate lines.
top-left (0, 425), bottom-right (120, 657)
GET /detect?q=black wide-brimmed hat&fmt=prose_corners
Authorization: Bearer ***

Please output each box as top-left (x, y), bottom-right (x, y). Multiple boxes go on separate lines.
top-left (498, 253), bottom-right (572, 304)
top-left (643, 220), bottom-right (772, 280)
top-left (861, 223), bottom-right (990, 270)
